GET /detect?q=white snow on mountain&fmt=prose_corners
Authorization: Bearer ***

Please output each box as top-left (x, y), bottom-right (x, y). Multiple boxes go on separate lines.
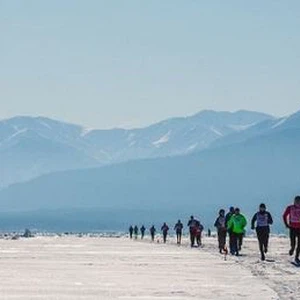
top-left (152, 130), bottom-right (171, 147)
top-left (210, 126), bottom-right (224, 136)
top-left (80, 127), bottom-right (94, 137)
top-left (38, 120), bottom-right (52, 130)
top-left (0, 128), bottom-right (28, 146)
top-left (228, 122), bottom-right (257, 131)
top-left (186, 143), bottom-right (199, 152)
top-left (271, 117), bottom-right (288, 129)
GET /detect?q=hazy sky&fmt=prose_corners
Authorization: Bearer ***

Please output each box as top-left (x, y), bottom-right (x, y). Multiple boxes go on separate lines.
top-left (1, 1), bottom-right (299, 128)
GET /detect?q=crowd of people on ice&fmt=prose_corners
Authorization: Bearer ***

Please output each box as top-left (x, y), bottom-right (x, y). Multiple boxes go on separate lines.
top-left (128, 196), bottom-right (300, 265)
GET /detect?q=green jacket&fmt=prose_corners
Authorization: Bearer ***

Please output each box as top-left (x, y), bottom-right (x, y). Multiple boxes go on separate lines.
top-left (227, 214), bottom-right (247, 234)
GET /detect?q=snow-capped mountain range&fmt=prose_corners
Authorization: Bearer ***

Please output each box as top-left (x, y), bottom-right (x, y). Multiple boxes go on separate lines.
top-left (1, 108), bottom-right (300, 224)
top-left (0, 109), bottom-right (281, 188)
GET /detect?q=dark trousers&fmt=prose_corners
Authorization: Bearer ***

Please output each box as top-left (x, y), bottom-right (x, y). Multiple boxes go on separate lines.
top-left (218, 229), bottom-right (227, 251)
top-left (290, 228), bottom-right (300, 259)
top-left (151, 233), bottom-right (155, 241)
top-left (232, 232), bottom-right (243, 255)
top-left (228, 231), bottom-right (235, 254)
top-left (163, 233), bottom-right (167, 243)
top-left (238, 233), bottom-right (244, 250)
top-left (196, 233), bottom-right (202, 246)
top-left (256, 227), bottom-right (270, 257)
top-left (190, 230), bottom-right (195, 247)
top-left (176, 232), bottom-right (182, 244)
top-left (141, 232), bottom-right (145, 239)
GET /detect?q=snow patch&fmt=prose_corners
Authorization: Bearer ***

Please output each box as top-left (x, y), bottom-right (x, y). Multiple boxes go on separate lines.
top-left (38, 120), bottom-right (52, 130)
top-left (80, 128), bottom-right (94, 137)
top-left (187, 143), bottom-right (198, 152)
top-left (0, 128), bottom-right (28, 146)
top-left (271, 117), bottom-right (288, 129)
top-left (210, 127), bottom-right (223, 137)
top-left (152, 131), bottom-right (171, 147)
top-left (228, 123), bottom-right (256, 131)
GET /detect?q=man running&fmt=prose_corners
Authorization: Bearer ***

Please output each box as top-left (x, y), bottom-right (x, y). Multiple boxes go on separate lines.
top-left (174, 220), bottom-right (184, 244)
top-left (188, 216), bottom-right (198, 247)
top-left (214, 209), bottom-right (227, 254)
top-left (227, 208), bottom-right (247, 256)
top-left (140, 225), bottom-right (146, 239)
top-left (150, 225), bottom-right (156, 242)
top-left (207, 228), bottom-right (211, 237)
top-left (133, 225), bottom-right (139, 240)
top-left (195, 221), bottom-right (204, 247)
top-left (283, 196), bottom-right (300, 265)
top-left (251, 203), bottom-right (273, 261)
top-left (226, 207), bottom-right (235, 254)
top-left (161, 222), bottom-right (169, 243)
top-left (129, 225), bottom-right (134, 239)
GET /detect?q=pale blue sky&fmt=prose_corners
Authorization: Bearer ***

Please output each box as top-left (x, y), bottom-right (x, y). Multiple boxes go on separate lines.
top-left (0, 0), bottom-right (299, 128)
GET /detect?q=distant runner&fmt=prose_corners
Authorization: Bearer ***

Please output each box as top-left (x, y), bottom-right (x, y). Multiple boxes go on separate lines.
top-left (150, 225), bottom-right (156, 242)
top-left (251, 203), bottom-right (273, 261)
top-left (226, 207), bottom-right (235, 254)
top-left (140, 225), bottom-right (146, 239)
top-left (174, 220), bottom-right (184, 245)
top-left (207, 228), bottom-right (211, 237)
top-left (129, 225), bottom-right (134, 239)
top-left (214, 209), bottom-right (227, 254)
top-left (133, 225), bottom-right (139, 240)
top-left (161, 222), bottom-right (170, 243)
top-left (195, 221), bottom-right (204, 247)
top-left (227, 208), bottom-right (247, 256)
top-left (283, 196), bottom-right (300, 265)
top-left (188, 216), bottom-right (198, 247)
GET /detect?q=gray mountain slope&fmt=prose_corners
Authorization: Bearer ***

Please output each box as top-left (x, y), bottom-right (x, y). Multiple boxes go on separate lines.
top-left (0, 110), bottom-right (272, 188)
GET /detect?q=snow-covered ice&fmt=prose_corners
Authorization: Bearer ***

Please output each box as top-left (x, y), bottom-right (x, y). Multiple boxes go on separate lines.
top-left (0, 235), bottom-right (297, 299)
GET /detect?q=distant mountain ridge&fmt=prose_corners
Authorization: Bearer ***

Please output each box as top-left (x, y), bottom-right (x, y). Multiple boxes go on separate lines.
top-left (0, 110), bottom-right (273, 188)
top-left (211, 110), bottom-right (300, 149)
top-left (1, 110), bottom-right (300, 232)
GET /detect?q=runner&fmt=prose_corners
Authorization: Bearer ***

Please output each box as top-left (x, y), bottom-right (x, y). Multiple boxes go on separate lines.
top-left (174, 220), bottom-right (184, 244)
top-left (187, 216), bottom-right (198, 247)
top-left (161, 222), bottom-right (170, 243)
top-left (251, 203), bottom-right (273, 261)
top-left (150, 225), bottom-right (156, 242)
top-left (283, 196), bottom-right (300, 265)
top-left (226, 207), bottom-right (235, 255)
top-left (214, 209), bottom-right (227, 254)
top-left (140, 225), bottom-right (146, 239)
top-left (227, 208), bottom-right (247, 256)
top-left (195, 221), bottom-right (204, 247)
top-left (133, 225), bottom-right (139, 240)
top-left (129, 225), bottom-right (134, 239)
top-left (207, 228), bottom-right (211, 237)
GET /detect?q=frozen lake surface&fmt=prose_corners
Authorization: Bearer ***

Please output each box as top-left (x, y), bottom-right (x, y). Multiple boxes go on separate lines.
top-left (0, 235), bottom-right (297, 299)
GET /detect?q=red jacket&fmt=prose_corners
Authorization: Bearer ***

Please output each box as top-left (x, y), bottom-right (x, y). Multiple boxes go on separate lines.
top-left (283, 205), bottom-right (300, 229)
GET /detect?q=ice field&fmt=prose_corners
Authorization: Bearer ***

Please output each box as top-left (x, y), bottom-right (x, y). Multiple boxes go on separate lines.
top-left (0, 235), bottom-right (298, 299)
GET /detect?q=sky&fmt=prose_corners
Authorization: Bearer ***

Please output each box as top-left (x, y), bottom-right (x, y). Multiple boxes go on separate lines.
top-left (0, 0), bottom-right (300, 129)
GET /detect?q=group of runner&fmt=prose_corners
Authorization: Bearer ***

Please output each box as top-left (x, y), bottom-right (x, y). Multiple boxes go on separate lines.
top-left (129, 217), bottom-right (204, 246)
top-left (216, 197), bottom-right (300, 264)
top-left (129, 196), bottom-right (300, 265)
